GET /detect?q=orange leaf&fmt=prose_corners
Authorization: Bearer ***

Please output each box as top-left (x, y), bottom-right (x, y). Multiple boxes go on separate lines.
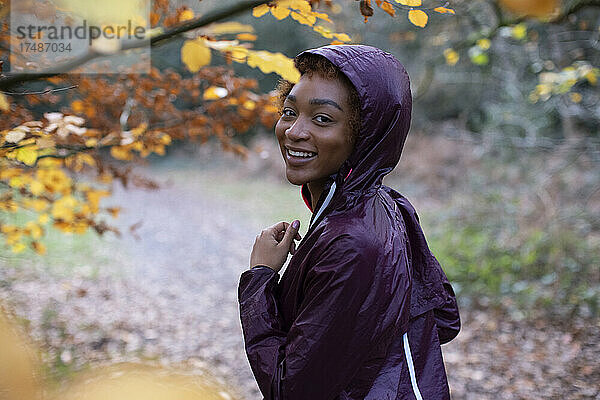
top-left (71, 100), bottom-right (84, 113)
top-left (150, 12), bottom-right (160, 26)
top-left (381, 1), bottom-right (396, 16)
top-left (433, 6), bottom-right (455, 14)
top-left (499, 0), bottom-right (558, 18)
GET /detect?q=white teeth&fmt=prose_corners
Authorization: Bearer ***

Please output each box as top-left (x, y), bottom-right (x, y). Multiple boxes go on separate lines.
top-left (288, 149), bottom-right (316, 158)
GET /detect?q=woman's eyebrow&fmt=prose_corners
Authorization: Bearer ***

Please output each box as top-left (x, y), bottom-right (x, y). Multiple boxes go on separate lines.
top-left (285, 94), bottom-right (343, 111)
top-left (309, 98), bottom-right (343, 111)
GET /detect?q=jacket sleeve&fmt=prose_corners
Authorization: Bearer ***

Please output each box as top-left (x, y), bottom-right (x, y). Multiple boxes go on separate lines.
top-left (238, 235), bottom-right (411, 400)
top-left (433, 277), bottom-right (460, 344)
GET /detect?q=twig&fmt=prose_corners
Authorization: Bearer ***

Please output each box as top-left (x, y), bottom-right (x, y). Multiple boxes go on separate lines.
top-left (0, 85), bottom-right (78, 95)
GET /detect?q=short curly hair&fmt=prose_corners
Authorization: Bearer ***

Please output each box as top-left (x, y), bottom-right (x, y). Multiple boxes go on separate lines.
top-left (275, 53), bottom-right (361, 145)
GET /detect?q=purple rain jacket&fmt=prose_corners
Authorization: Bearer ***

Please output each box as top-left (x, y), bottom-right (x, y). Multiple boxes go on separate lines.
top-left (238, 45), bottom-right (460, 400)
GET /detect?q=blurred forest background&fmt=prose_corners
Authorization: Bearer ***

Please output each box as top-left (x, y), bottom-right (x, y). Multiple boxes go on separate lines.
top-left (1, 0), bottom-right (599, 399)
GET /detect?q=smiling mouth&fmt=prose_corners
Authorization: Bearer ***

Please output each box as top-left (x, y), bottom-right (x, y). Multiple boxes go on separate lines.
top-left (286, 148), bottom-right (317, 158)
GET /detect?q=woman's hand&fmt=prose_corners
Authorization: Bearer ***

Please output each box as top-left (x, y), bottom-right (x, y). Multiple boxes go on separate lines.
top-left (250, 220), bottom-right (302, 273)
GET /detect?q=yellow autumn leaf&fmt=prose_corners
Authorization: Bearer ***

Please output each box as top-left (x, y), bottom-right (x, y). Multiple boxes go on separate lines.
top-left (444, 48), bottom-right (459, 66)
top-left (224, 45), bottom-right (249, 62)
top-left (51, 195), bottom-right (78, 222)
top-left (334, 33), bottom-right (351, 42)
top-left (0, 225), bottom-right (18, 234)
top-left (78, 153), bottom-right (96, 168)
top-left (86, 189), bottom-right (111, 213)
top-left (11, 242), bottom-right (26, 253)
top-left (0, 200), bottom-right (18, 212)
top-left (110, 146), bottom-right (133, 160)
top-left (477, 38), bottom-right (491, 50)
top-left (585, 70), bottom-right (597, 85)
top-left (25, 221), bottom-right (43, 240)
top-left (130, 122), bottom-right (147, 138)
top-left (287, 0), bottom-right (311, 13)
top-left (53, 220), bottom-right (73, 233)
top-left (36, 157), bottom-right (62, 168)
top-left (236, 33), bottom-right (257, 41)
top-left (8, 176), bottom-right (27, 188)
top-left (208, 22), bottom-right (255, 35)
top-left (396, 0), bottom-right (421, 6)
top-left (408, 9), bottom-right (428, 27)
top-left (36, 169), bottom-right (71, 194)
top-left (15, 146), bottom-right (38, 166)
top-left (0, 93), bottom-right (9, 112)
top-left (270, 4), bottom-right (291, 20)
top-left (31, 241), bottom-right (46, 255)
top-left (512, 23), bottom-right (527, 40)
top-left (38, 213), bottom-right (49, 224)
top-left (23, 198), bottom-right (49, 212)
top-left (290, 10), bottom-right (316, 26)
top-left (0, 168), bottom-right (21, 180)
top-left (160, 134), bottom-right (172, 145)
top-left (246, 50), bottom-right (300, 83)
top-left (29, 180), bottom-right (45, 196)
top-left (203, 86), bottom-right (228, 100)
top-left (179, 9), bottom-right (194, 22)
top-left (314, 25), bottom-right (333, 39)
top-left (181, 39), bottom-right (212, 73)
top-left (434, 6), bottom-right (455, 14)
top-left (6, 231), bottom-right (22, 245)
top-left (243, 100), bottom-right (256, 110)
top-left (313, 11), bottom-right (332, 23)
top-left (252, 4), bottom-right (270, 17)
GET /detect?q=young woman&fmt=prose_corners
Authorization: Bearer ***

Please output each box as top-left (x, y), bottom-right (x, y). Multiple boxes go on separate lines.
top-left (238, 44), bottom-right (460, 400)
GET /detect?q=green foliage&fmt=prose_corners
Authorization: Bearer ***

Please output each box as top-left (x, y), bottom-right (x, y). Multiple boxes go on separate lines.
top-left (425, 181), bottom-right (599, 320)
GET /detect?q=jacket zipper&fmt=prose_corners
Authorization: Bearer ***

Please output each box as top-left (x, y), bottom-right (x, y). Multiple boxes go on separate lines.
top-left (275, 358), bottom-right (285, 399)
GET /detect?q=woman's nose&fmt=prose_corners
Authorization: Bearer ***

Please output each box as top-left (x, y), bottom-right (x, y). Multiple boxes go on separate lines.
top-left (285, 119), bottom-right (310, 141)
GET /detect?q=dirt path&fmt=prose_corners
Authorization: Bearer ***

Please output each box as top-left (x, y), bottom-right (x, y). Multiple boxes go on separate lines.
top-left (1, 158), bottom-right (598, 399)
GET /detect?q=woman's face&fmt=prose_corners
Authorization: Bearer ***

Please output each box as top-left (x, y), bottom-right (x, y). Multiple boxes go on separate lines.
top-left (275, 74), bottom-right (354, 187)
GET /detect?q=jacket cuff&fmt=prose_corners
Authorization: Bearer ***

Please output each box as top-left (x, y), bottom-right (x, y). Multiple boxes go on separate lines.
top-left (250, 265), bottom-right (276, 272)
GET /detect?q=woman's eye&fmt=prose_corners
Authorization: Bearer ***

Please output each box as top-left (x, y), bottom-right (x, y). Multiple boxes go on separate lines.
top-left (282, 108), bottom-right (296, 117)
top-left (314, 115), bottom-right (332, 124)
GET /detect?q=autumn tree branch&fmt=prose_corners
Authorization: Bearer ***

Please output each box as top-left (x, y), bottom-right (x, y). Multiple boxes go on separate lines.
top-left (414, 0), bottom-right (600, 99)
top-left (0, 0), bottom-right (270, 90)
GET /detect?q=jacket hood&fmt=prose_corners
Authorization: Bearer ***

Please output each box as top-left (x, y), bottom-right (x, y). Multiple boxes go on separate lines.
top-left (298, 44), bottom-right (412, 197)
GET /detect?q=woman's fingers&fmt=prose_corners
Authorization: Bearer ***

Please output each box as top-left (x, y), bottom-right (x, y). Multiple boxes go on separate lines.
top-left (272, 221), bottom-right (302, 243)
top-left (280, 220), bottom-right (300, 252)
top-left (250, 220), bottom-right (302, 271)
